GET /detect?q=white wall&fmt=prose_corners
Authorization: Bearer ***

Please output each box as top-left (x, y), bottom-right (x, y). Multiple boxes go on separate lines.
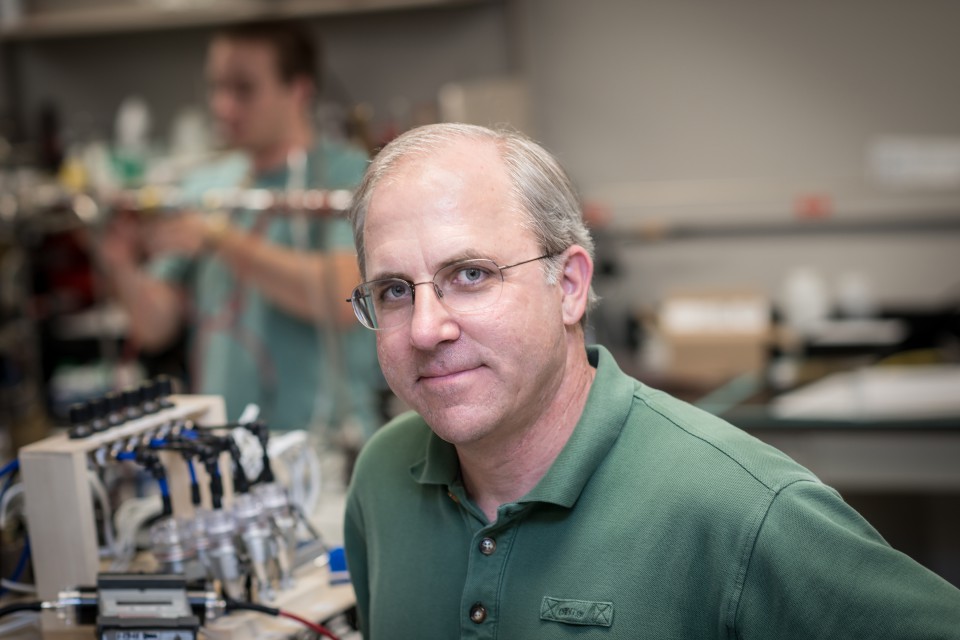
top-left (515, 0), bottom-right (960, 310)
top-left (518, 0), bottom-right (960, 186)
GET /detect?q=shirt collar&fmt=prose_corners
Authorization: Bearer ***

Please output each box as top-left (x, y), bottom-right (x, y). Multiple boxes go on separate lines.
top-left (409, 345), bottom-right (636, 510)
top-left (410, 428), bottom-right (459, 486)
top-left (521, 345), bottom-right (636, 508)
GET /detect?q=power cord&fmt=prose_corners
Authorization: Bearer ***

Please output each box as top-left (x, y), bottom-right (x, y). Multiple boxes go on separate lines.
top-left (224, 599), bottom-right (342, 640)
top-left (0, 600), bottom-right (45, 618)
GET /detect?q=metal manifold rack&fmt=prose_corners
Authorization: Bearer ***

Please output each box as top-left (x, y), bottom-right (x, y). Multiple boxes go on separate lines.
top-left (17, 387), bottom-right (344, 637)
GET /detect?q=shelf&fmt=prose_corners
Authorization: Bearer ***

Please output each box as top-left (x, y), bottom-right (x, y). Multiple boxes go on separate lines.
top-left (613, 213), bottom-right (960, 244)
top-left (0, 0), bottom-right (485, 41)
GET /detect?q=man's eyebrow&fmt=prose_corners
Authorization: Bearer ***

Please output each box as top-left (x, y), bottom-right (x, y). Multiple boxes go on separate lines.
top-left (366, 269), bottom-right (409, 282)
top-left (435, 250), bottom-right (490, 271)
top-left (366, 250), bottom-right (491, 282)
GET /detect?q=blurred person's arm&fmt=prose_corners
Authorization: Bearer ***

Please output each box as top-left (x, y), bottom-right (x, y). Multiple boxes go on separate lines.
top-left (144, 212), bottom-right (359, 328)
top-left (98, 216), bottom-right (186, 352)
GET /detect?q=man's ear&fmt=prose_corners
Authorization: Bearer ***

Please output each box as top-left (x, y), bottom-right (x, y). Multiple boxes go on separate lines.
top-left (559, 245), bottom-right (593, 327)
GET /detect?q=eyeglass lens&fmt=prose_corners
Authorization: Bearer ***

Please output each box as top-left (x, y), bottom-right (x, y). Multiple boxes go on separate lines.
top-left (353, 259), bottom-right (505, 330)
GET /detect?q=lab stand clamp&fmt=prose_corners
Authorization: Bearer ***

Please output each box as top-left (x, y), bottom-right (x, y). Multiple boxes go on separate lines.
top-left (17, 386), bottom-right (353, 638)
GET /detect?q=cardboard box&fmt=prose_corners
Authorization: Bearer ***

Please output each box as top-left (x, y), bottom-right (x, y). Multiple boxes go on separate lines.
top-left (658, 290), bottom-right (771, 385)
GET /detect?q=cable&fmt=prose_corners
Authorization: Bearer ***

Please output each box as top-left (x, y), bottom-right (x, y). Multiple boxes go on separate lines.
top-left (0, 578), bottom-right (36, 594)
top-left (0, 539), bottom-right (31, 597)
top-left (110, 494), bottom-right (162, 571)
top-left (301, 443), bottom-right (323, 515)
top-left (280, 609), bottom-right (339, 639)
top-left (0, 610), bottom-right (40, 636)
top-left (0, 465), bottom-right (30, 599)
top-left (225, 438), bottom-right (251, 494)
top-left (0, 465), bottom-right (17, 513)
top-left (0, 459), bottom-right (18, 478)
top-left (201, 451), bottom-right (224, 510)
top-left (117, 449), bottom-right (173, 517)
top-left (157, 476), bottom-right (172, 516)
top-left (9, 539), bottom-right (29, 581)
top-left (0, 601), bottom-right (43, 619)
top-left (223, 599), bottom-right (341, 640)
top-left (0, 481), bottom-right (24, 531)
top-left (268, 430), bottom-right (323, 515)
top-left (224, 599), bottom-right (277, 616)
top-left (288, 453), bottom-right (307, 513)
top-left (0, 466), bottom-right (14, 488)
top-left (187, 458), bottom-right (201, 506)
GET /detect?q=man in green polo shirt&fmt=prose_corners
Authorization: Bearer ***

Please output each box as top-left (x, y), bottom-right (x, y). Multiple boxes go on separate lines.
top-left (99, 22), bottom-right (381, 434)
top-left (343, 123), bottom-right (960, 639)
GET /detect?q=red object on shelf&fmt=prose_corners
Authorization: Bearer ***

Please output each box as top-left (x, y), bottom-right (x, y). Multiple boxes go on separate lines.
top-left (794, 193), bottom-right (833, 220)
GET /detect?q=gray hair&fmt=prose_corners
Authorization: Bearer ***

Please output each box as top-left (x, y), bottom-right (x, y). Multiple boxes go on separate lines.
top-left (349, 123), bottom-right (598, 321)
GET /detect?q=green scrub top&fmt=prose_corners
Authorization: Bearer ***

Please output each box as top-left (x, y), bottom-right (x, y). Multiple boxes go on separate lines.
top-left (151, 139), bottom-right (382, 434)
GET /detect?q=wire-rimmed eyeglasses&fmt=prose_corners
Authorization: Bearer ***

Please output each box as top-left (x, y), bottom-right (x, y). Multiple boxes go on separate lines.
top-left (346, 254), bottom-right (556, 330)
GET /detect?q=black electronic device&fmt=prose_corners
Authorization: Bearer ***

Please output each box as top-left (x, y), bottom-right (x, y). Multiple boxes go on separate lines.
top-left (95, 574), bottom-right (199, 640)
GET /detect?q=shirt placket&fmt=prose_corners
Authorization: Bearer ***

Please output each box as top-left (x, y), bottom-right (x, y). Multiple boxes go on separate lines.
top-left (458, 504), bottom-right (525, 639)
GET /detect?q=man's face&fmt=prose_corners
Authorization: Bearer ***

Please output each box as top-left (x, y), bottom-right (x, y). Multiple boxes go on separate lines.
top-left (363, 139), bottom-right (570, 446)
top-left (206, 38), bottom-right (302, 153)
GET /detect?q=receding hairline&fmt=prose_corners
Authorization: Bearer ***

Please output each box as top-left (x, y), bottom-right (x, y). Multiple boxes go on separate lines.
top-left (364, 133), bottom-right (529, 229)
top-left (377, 127), bottom-right (509, 180)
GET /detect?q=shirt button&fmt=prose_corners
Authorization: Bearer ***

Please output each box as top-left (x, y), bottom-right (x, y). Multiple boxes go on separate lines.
top-left (469, 602), bottom-right (487, 624)
top-left (479, 537), bottom-right (497, 555)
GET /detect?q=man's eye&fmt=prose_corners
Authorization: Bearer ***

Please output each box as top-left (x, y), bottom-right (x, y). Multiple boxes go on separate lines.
top-left (378, 281), bottom-right (411, 302)
top-left (453, 266), bottom-right (491, 286)
top-left (209, 79), bottom-right (255, 101)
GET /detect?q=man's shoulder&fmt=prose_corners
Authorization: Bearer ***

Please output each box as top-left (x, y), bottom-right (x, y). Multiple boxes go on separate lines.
top-left (180, 152), bottom-right (250, 200)
top-left (627, 385), bottom-right (819, 495)
top-left (584, 346), bottom-right (817, 497)
top-left (314, 138), bottom-right (369, 189)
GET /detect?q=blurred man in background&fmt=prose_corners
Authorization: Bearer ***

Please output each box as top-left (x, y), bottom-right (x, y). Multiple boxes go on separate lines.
top-left (99, 22), bottom-right (381, 436)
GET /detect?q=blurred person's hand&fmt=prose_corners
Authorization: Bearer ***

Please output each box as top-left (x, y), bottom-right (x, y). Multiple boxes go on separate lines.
top-left (142, 211), bottom-right (212, 258)
top-left (98, 213), bottom-right (142, 270)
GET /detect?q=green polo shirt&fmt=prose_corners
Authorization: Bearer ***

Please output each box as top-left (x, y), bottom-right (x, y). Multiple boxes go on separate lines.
top-left (151, 139), bottom-right (382, 433)
top-left (344, 345), bottom-right (960, 639)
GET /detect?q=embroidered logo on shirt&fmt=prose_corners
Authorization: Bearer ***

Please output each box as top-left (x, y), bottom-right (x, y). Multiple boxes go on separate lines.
top-left (540, 597), bottom-right (613, 627)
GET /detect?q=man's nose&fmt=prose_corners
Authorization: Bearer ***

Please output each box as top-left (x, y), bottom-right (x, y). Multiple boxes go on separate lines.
top-left (408, 282), bottom-right (459, 349)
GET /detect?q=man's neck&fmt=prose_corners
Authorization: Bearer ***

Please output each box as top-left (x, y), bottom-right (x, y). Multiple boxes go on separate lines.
top-left (457, 339), bottom-right (596, 523)
top-left (249, 124), bottom-right (314, 175)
